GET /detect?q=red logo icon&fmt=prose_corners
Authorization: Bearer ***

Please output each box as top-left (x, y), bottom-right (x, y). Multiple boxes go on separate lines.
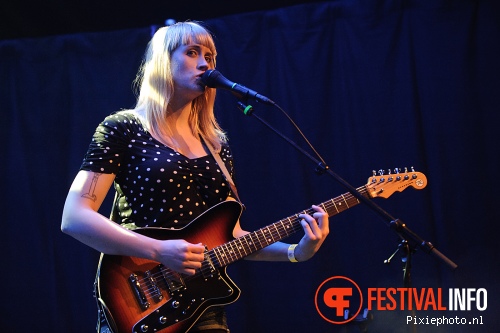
top-left (315, 276), bottom-right (363, 324)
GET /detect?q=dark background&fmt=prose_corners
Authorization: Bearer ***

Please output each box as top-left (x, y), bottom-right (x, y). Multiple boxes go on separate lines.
top-left (1, 1), bottom-right (499, 332)
top-left (0, 0), bottom-right (321, 40)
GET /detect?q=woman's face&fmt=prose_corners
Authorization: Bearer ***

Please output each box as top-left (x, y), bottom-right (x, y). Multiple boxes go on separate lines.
top-left (170, 43), bottom-right (215, 100)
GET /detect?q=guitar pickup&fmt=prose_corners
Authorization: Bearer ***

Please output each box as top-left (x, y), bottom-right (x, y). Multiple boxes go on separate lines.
top-left (159, 265), bottom-right (185, 294)
top-left (145, 270), bottom-right (163, 302)
top-left (129, 273), bottom-right (150, 310)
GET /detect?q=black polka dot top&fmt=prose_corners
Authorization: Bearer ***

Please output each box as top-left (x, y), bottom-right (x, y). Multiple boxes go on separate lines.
top-left (80, 112), bottom-right (233, 229)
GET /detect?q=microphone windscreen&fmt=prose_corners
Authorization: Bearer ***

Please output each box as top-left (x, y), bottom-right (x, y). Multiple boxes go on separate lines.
top-left (201, 69), bottom-right (221, 88)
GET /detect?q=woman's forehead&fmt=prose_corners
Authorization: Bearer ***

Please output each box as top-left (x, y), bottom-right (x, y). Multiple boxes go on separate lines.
top-left (182, 34), bottom-right (215, 51)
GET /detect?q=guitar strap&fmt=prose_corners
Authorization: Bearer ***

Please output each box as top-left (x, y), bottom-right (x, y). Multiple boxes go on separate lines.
top-left (202, 136), bottom-right (244, 207)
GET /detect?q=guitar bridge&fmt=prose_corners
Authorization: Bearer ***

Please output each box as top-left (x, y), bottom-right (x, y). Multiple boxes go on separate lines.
top-left (128, 273), bottom-right (150, 310)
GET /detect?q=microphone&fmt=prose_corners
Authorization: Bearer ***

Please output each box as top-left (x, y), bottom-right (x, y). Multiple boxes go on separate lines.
top-left (201, 69), bottom-right (275, 106)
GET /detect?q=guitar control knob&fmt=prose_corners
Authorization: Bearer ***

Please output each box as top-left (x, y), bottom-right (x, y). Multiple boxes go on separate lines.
top-left (171, 300), bottom-right (180, 308)
top-left (159, 316), bottom-right (167, 324)
top-left (140, 324), bottom-right (149, 332)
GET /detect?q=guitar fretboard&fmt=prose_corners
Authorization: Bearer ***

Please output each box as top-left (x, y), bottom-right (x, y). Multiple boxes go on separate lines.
top-left (211, 185), bottom-right (369, 267)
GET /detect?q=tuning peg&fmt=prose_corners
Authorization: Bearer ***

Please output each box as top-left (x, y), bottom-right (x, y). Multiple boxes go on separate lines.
top-left (393, 168), bottom-right (401, 180)
top-left (404, 167), bottom-right (410, 180)
top-left (387, 169), bottom-right (394, 182)
top-left (410, 166), bottom-right (418, 179)
top-left (378, 169), bottom-right (384, 176)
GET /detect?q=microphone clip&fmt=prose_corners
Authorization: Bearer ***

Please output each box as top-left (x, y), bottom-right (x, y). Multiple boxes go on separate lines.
top-left (236, 101), bottom-right (254, 116)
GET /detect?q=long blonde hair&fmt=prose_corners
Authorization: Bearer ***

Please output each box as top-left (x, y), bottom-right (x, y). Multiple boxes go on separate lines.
top-left (133, 21), bottom-right (226, 151)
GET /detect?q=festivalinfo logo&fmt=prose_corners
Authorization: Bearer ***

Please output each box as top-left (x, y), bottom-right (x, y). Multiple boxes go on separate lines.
top-left (315, 276), bottom-right (487, 326)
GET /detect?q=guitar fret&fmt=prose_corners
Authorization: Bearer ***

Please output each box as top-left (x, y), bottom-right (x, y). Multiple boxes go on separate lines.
top-left (287, 217), bottom-right (300, 231)
top-left (347, 195), bottom-right (359, 207)
top-left (222, 244), bottom-right (233, 264)
top-left (212, 247), bottom-right (222, 266)
top-left (209, 250), bottom-right (220, 268)
top-left (255, 229), bottom-right (265, 247)
top-left (262, 226), bottom-right (274, 244)
top-left (244, 233), bottom-right (258, 252)
top-left (279, 220), bottom-right (290, 238)
top-left (329, 198), bottom-right (339, 214)
top-left (214, 246), bottom-right (226, 266)
top-left (319, 202), bottom-right (327, 214)
top-left (235, 237), bottom-right (248, 257)
top-left (278, 220), bottom-right (289, 237)
top-left (261, 227), bottom-right (272, 247)
top-left (232, 239), bottom-right (241, 258)
top-left (250, 231), bottom-right (263, 250)
top-left (341, 194), bottom-right (349, 208)
top-left (241, 234), bottom-right (256, 253)
top-left (226, 241), bottom-right (238, 261)
top-left (270, 224), bottom-right (280, 241)
top-left (334, 197), bottom-right (345, 212)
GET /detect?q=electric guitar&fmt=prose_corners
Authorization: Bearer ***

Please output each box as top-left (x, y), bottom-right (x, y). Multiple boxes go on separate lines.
top-left (95, 169), bottom-right (427, 333)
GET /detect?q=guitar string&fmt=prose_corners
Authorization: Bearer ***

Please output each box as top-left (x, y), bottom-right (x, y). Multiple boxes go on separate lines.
top-left (132, 186), bottom-right (370, 299)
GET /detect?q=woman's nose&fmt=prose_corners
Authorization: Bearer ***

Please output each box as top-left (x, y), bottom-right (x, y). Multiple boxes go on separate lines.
top-left (198, 58), bottom-right (209, 70)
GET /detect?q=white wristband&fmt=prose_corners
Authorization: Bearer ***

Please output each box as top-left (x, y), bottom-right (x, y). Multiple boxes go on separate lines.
top-left (288, 244), bottom-right (299, 262)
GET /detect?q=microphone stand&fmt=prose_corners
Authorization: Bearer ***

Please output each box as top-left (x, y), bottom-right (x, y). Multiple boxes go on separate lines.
top-left (235, 100), bottom-right (456, 330)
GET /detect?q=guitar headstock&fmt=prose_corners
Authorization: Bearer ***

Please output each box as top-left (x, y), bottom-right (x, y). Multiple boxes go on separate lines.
top-left (366, 167), bottom-right (427, 199)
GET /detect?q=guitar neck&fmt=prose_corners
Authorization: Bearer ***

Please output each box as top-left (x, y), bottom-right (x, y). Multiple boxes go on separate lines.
top-left (211, 185), bottom-right (369, 267)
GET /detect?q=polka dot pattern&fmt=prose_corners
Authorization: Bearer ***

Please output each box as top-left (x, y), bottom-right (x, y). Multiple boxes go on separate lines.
top-left (80, 112), bottom-right (233, 228)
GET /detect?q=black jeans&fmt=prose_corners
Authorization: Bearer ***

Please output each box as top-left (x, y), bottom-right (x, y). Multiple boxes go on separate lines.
top-left (189, 306), bottom-right (229, 332)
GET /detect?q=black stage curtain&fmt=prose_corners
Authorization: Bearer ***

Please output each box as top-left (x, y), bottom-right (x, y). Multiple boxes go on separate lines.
top-left (1, 1), bottom-right (499, 332)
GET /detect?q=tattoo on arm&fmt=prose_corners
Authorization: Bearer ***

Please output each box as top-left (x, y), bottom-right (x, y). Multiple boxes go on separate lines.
top-left (82, 173), bottom-right (102, 202)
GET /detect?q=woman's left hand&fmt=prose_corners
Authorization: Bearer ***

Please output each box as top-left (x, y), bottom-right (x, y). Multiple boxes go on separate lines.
top-left (294, 205), bottom-right (330, 261)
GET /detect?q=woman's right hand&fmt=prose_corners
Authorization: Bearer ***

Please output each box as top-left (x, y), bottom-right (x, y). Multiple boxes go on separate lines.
top-left (155, 240), bottom-right (206, 275)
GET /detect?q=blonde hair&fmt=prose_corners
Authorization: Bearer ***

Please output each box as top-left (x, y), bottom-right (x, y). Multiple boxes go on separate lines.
top-left (133, 21), bottom-right (226, 151)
